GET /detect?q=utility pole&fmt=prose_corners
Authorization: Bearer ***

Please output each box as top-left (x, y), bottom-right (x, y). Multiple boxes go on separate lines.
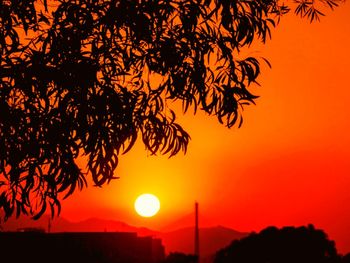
top-left (194, 202), bottom-right (199, 262)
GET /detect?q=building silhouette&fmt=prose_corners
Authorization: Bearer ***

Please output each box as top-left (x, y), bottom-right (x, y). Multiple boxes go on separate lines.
top-left (0, 231), bottom-right (165, 263)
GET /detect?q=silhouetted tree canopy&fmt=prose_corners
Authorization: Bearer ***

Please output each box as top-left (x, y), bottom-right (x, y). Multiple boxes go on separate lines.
top-left (0, 0), bottom-right (341, 220)
top-left (214, 225), bottom-right (341, 263)
top-left (341, 253), bottom-right (350, 263)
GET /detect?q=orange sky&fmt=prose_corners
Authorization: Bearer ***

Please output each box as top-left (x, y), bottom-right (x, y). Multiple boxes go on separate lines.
top-left (61, 2), bottom-right (350, 253)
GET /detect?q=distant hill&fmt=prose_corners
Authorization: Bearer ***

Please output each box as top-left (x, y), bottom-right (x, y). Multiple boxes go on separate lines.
top-left (1, 216), bottom-right (248, 259)
top-left (160, 212), bottom-right (213, 232)
top-left (0, 215), bottom-right (158, 236)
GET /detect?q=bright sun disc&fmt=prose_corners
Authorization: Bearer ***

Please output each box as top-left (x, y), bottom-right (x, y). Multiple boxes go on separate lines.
top-left (134, 194), bottom-right (160, 218)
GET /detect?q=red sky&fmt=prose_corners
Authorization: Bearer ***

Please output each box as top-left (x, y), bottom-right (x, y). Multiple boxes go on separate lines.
top-left (61, 2), bottom-right (350, 253)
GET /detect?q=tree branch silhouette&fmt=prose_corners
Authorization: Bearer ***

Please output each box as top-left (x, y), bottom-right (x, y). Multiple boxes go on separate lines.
top-left (0, 0), bottom-right (341, 220)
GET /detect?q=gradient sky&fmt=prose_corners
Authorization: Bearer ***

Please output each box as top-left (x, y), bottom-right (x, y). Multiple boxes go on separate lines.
top-left (61, 2), bottom-right (350, 253)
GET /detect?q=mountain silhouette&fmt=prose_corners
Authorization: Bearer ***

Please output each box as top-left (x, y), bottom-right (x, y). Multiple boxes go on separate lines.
top-left (161, 212), bottom-right (214, 232)
top-left (0, 215), bottom-right (158, 236)
top-left (1, 216), bottom-right (247, 259)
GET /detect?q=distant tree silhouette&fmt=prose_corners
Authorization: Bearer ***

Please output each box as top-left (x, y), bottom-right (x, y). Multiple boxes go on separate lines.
top-left (214, 225), bottom-right (341, 263)
top-left (162, 252), bottom-right (197, 263)
top-left (0, 0), bottom-right (341, 219)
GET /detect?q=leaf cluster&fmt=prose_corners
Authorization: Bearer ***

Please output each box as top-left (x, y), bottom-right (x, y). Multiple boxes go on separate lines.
top-left (294, 0), bottom-right (340, 22)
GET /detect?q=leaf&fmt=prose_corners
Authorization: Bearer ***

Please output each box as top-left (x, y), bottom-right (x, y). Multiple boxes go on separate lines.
top-left (32, 199), bottom-right (47, 220)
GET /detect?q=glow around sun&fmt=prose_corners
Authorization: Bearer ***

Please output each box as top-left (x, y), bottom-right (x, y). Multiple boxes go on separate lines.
top-left (134, 193), bottom-right (160, 218)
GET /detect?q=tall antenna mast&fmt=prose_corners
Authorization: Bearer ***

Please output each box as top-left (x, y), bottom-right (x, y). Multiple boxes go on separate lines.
top-left (194, 202), bottom-right (199, 262)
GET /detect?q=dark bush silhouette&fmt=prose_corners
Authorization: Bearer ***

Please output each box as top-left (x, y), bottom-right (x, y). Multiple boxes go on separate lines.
top-left (0, 0), bottom-right (341, 220)
top-left (214, 225), bottom-right (341, 263)
top-left (341, 253), bottom-right (350, 263)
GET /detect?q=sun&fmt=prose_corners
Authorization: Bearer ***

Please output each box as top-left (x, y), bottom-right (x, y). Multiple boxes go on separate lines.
top-left (134, 193), bottom-right (160, 218)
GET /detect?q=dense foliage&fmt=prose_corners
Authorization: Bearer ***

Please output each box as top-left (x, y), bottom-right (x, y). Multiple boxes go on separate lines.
top-left (0, 0), bottom-right (340, 219)
top-left (214, 225), bottom-right (340, 263)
